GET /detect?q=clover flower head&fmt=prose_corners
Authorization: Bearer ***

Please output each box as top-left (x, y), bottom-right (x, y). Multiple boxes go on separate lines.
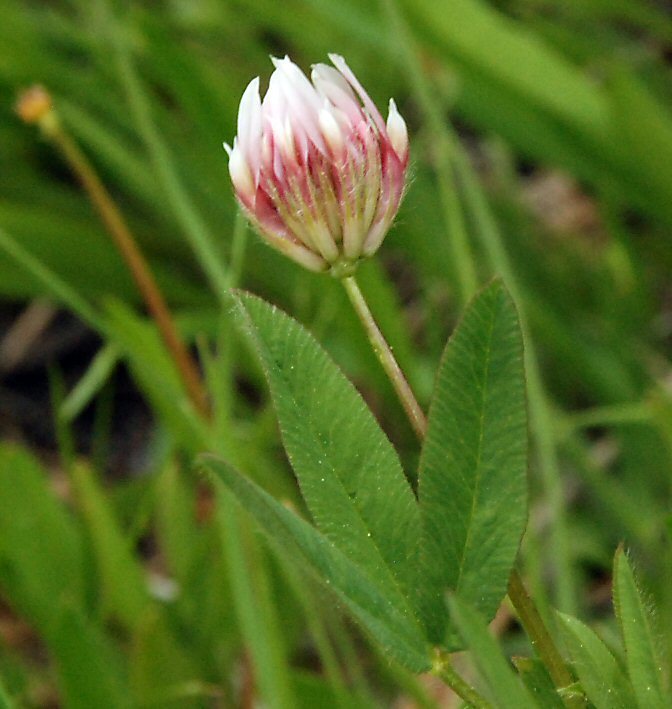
top-left (224, 54), bottom-right (409, 276)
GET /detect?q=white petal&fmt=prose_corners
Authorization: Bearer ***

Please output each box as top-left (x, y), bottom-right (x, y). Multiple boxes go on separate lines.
top-left (277, 114), bottom-right (298, 163)
top-left (386, 98), bottom-right (408, 161)
top-left (362, 218), bottom-right (390, 257)
top-left (271, 55), bottom-right (321, 113)
top-left (318, 106), bottom-right (344, 155)
top-left (311, 64), bottom-right (361, 125)
top-left (237, 76), bottom-right (262, 178)
top-left (328, 53), bottom-right (385, 133)
top-left (262, 69), bottom-right (286, 122)
top-left (261, 132), bottom-right (273, 171)
top-left (227, 138), bottom-right (255, 202)
top-left (311, 63), bottom-right (355, 99)
top-left (270, 56), bottom-right (326, 153)
top-left (263, 71), bottom-right (305, 165)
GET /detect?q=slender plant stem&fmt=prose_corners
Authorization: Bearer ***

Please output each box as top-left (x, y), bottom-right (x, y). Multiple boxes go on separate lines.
top-left (507, 569), bottom-right (575, 692)
top-left (433, 651), bottom-right (493, 709)
top-left (23, 95), bottom-right (209, 419)
top-left (341, 275), bottom-right (427, 440)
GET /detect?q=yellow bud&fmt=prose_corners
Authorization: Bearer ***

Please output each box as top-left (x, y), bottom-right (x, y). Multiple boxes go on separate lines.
top-left (15, 85), bottom-right (53, 125)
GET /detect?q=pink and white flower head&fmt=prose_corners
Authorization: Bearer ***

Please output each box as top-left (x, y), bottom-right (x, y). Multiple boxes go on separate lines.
top-left (224, 54), bottom-right (409, 277)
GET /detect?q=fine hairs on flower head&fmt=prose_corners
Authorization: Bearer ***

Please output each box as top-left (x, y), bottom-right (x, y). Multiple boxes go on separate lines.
top-left (224, 54), bottom-right (409, 277)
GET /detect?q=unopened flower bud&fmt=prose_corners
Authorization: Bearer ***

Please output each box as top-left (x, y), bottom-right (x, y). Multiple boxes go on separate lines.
top-left (225, 54), bottom-right (409, 276)
top-left (15, 85), bottom-right (53, 125)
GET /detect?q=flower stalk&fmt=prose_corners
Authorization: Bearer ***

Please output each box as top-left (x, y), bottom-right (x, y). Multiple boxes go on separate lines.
top-left (16, 86), bottom-right (209, 419)
top-left (507, 569), bottom-right (579, 703)
top-left (341, 275), bottom-right (426, 440)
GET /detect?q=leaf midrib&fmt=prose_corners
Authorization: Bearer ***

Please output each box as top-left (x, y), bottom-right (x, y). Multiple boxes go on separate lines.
top-left (453, 296), bottom-right (500, 595)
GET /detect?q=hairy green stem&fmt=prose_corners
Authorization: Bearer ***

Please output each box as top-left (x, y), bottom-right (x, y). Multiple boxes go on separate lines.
top-left (341, 275), bottom-right (427, 440)
top-left (507, 569), bottom-right (577, 699)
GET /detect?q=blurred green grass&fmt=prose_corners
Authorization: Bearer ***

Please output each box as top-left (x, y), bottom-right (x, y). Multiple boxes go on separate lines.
top-left (1, 0), bottom-right (672, 706)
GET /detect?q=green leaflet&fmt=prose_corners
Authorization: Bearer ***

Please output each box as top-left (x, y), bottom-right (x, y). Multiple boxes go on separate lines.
top-left (201, 457), bottom-right (431, 672)
top-left (613, 548), bottom-right (667, 709)
top-left (230, 291), bottom-right (421, 606)
top-left (418, 280), bottom-right (528, 643)
top-left (557, 611), bottom-right (636, 709)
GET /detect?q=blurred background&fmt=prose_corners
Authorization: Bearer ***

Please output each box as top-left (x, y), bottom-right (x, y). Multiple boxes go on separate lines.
top-left (1, 0), bottom-right (672, 706)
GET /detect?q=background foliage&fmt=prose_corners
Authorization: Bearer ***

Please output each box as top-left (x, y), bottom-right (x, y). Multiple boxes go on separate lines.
top-left (1, 0), bottom-right (672, 706)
